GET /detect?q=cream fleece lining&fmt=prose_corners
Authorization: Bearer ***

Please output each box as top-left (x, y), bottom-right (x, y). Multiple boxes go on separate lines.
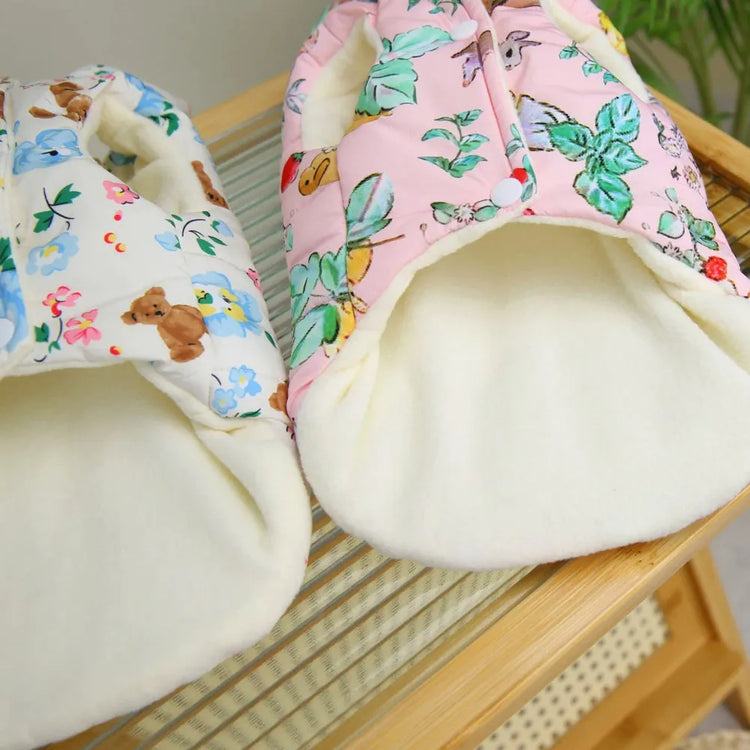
top-left (296, 220), bottom-right (750, 569)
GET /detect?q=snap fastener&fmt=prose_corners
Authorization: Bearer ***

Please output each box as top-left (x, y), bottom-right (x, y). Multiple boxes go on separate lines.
top-left (491, 177), bottom-right (524, 207)
top-left (0, 318), bottom-right (15, 349)
top-left (451, 19), bottom-right (478, 41)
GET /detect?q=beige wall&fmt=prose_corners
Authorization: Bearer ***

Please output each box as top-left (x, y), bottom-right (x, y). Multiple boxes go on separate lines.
top-left (1, 0), bottom-right (330, 114)
top-left (1, 2), bottom-right (735, 126)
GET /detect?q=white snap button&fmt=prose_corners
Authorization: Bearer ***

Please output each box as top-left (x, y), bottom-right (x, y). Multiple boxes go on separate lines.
top-left (451, 19), bottom-right (478, 41)
top-left (0, 318), bottom-right (15, 350)
top-left (490, 177), bottom-right (524, 207)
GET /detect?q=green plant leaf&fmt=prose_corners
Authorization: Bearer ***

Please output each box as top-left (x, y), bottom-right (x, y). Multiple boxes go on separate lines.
top-left (0, 237), bottom-right (15, 273)
top-left (455, 109), bottom-right (482, 126)
top-left (290, 303), bottom-right (340, 368)
top-left (419, 155), bottom-right (452, 172)
top-left (574, 170), bottom-right (633, 223)
top-left (357, 58), bottom-right (417, 115)
top-left (422, 128), bottom-right (458, 145)
top-left (595, 94), bottom-right (641, 144)
top-left (448, 154), bottom-right (485, 177)
top-left (599, 141), bottom-right (648, 175)
top-left (345, 173), bottom-right (394, 244)
top-left (602, 71), bottom-right (619, 85)
top-left (389, 25), bottom-right (453, 59)
top-left (320, 248), bottom-right (348, 294)
top-left (473, 200), bottom-right (499, 222)
top-left (53, 183), bottom-right (81, 206)
top-left (431, 201), bottom-right (456, 224)
top-left (290, 252), bottom-right (321, 324)
top-left (559, 45), bottom-right (579, 59)
top-left (548, 122), bottom-right (594, 161)
top-left (657, 210), bottom-right (685, 238)
top-left (196, 237), bottom-right (216, 255)
top-left (458, 133), bottom-right (489, 153)
top-left (34, 323), bottom-right (49, 343)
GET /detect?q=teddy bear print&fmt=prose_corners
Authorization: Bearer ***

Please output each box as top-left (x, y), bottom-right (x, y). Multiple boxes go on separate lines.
top-left (192, 160), bottom-right (229, 208)
top-left (29, 81), bottom-right (92, 123)
top-left (121, 286), bottom-right (207, 363)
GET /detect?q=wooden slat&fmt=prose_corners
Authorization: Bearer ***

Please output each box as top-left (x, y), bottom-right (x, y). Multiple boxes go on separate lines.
top-left (592, 641), bottom-right (743, 749)
top-left (688, 549), bottom-right (750, 727)
top-left (338, 486), bottom-right (750, 750)
top-left (656, 92), bottom-right (750, 194)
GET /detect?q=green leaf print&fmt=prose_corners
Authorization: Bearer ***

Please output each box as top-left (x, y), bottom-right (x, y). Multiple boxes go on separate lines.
top-left (357, 58), bottom-right (417, 116)
top-left (473, 200), bottom-right (500, 222)
top-left (657, 210), bottom-right (685, 239)
top-left (686, 213), bottom-right (719, 251)
top-left (290, 252), bottom-right (321, 324)
top-left (603, 71), bottom-right (619, 85)
top-left (559, 45), bottom-right (579, 59)
top-left (0, 237), bottom-right (15, 273)
top-left (54, 184), bottom-right (81, 206)
top-left (520, 155), bottom-right (537, 202)
top-left (431, 201), bottom-right (455, 224)
top-left (264, 331), bottom-right (277, 348)
top-left (421, 110), bottom-right (487, 178)
top-left (582, 60), bottom-right (603, 76)
top-left (320, 247), bottom-right (348, 295)
top-left (34, 323), bottom-right (50, 343)
top-left (33, 211), bottom-right (54, 233)
top-left (449, 155), bottom-right (485, 178)
top-left (574, 171), bottom-right (633, 224)
top-left (422, 128), bottom-right (458, 145)
top-left (420, 155), bottom-right (452, 171)
top-left (239, 410), bottom-right (262, 418)
top-left (356, 26), bottom-right (453, 117)
top-left (547, 122), bottom-right (594, 161)
top-left (389, 26), bottom-right (453, 59)
top-left (408, 0), bottom-right (421, 7)
top-left (599, 141), bottom-right (648, 175)
top-left (455, 110), bottom-right (482, 127)
top-left (595, 94), bottom-right (640, 144)
top-left (196, 238), bottom-right (216, 255)
top-left (345, 173), bottom-right (395, 245)
top-left (458, 133), bottom-right (489, 153)
top-left (290, 304), bottom-right (340, 368)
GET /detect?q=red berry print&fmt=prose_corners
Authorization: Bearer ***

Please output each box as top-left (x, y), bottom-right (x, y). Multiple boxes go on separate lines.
top-left (109, 346), bottom-right (122, 356)
top-left (703, 255), bottom-right (727, 281)
top-left (511, 167), bottom-right (529, 184)
top-left (114, 211), bottom-right (123, 221)
top-left (281, 152), bottom-right (304, 192)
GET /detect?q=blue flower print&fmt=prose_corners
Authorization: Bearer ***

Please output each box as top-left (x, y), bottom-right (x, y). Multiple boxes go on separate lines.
top-left (212, 387), bottom-right (238, 416)
top-left (14, 129), bottom-right (82, 174)
top-left (229, 365), bottom-right (262, 397)
top-left (155, 231), bottom-right (181, 252)
top-left (192, 272), bottom-right (263, 338)
top-left (0, 269), bottom-right (27, 353)
top-left (27, 232), bottom-right (79, 276)
top-left (125, 72), bottom-right (169, 117)
top-left (212, 219), bottom-right (233, 238)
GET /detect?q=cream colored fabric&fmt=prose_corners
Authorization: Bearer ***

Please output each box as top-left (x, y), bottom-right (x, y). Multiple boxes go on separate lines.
top-left (296, 220), bottom-right (750, 569)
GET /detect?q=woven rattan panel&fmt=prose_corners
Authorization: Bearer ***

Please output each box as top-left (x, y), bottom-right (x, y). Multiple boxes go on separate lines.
top-left (80, 106), bottom-right (750, 750)
top-left (476, 596), bottom-right (670, 750)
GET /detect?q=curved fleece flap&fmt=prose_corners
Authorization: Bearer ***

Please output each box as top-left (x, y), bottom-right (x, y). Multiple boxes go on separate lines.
top-left (0, 66), bottom-right (309, 749)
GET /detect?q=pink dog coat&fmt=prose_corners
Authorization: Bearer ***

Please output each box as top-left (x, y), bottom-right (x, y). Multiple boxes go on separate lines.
top-left (281, 0), bottom-right (750, 569)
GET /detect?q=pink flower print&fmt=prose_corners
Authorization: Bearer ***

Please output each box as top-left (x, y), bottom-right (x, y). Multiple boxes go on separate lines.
top-left (103, 180), bottom-right (139, 205)
top-left (246, 267), bottom-right (263, 292)
top-left (63, 309), bottom-right (102, 345)
top-left (43, 285), bottom-right (81, 318)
